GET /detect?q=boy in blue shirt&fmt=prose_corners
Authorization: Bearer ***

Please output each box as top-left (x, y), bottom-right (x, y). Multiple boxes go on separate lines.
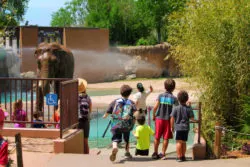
top-left (32, 112), bottom-right (46, 128)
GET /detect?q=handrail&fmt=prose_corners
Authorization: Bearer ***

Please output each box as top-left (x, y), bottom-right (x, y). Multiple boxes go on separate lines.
top-left (0, 77), bottom-right (71, 81)
top-left (4, 120), bottom-right (58, 125)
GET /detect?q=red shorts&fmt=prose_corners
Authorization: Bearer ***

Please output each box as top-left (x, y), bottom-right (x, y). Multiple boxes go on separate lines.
top-left (155, 119), bottom-right (173, 140)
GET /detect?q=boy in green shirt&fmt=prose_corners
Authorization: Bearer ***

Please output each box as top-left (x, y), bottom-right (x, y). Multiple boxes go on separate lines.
top-left (133, 115), bottom-right (154, 156)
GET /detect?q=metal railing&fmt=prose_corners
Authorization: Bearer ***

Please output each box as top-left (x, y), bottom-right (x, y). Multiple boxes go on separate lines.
top-left (59, 79), bottom-right (78, 138)
top-left (190, 102), bottom-right (202, 144)
top-left (89, 102), bottom-right (202, 148)
top-left (0, 77), bottom-right (78, 138)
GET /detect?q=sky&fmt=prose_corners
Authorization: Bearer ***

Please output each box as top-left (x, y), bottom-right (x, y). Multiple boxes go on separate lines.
top-left (21, 0), bottom-right (69, 26)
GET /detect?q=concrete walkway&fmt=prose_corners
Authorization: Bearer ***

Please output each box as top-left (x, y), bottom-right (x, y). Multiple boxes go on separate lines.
top-left (9, 150), bottom-right (250, 167)
top-left (46, 154), bottom-right (250, 167)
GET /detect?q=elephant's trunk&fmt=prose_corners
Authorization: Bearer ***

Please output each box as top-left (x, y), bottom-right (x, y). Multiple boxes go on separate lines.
top-left (37, 60), bottom-right (50, 113)
top-left (39, 61), bottom-right (50, 94)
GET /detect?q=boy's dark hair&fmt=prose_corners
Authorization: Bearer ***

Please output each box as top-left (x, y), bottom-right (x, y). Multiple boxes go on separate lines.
top-left (164, 79), bottom-right (176, 92)
top-left (120, 84), bottom-right (132, 97)
top-left (33, 112), bottom-right (39, 119)
top-left (177, 90), bottom-right (189, 104)
top-left (137, 115), bottom-right (145, 125)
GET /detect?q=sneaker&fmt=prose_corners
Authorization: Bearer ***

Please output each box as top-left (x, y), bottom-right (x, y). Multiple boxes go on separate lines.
top-left (158, 153), bottom-right (167, 160)
top-left (109, 148), bottom-right (118, 162)
top-left (181, 156), bottom-right (186, 161)
top-left (124, 152), bottom-right (132, 159)
top-left (152, 152), bottom-right (160, 159)
top-left (176, 157), bottom-right (183, 162)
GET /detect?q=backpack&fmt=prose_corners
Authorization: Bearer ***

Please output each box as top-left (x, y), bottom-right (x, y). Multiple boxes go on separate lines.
top-left (78, 93), bottom-right (90, 120)
top-left (111, 98), bottom-right (135, 133)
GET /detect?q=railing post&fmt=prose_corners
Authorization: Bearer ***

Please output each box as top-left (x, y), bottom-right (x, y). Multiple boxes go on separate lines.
top-left (214, 123), bottom-right (222, 158)
top-left (198, 102), bottom-right (202, 144)
top-left (15, 133), bottom-right (23, 167)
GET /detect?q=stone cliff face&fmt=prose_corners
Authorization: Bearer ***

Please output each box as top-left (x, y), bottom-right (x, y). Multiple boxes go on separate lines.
top-left (111, 43), bottom-right (180, 78)
top-left (77, 43), bottom-right (180, 83)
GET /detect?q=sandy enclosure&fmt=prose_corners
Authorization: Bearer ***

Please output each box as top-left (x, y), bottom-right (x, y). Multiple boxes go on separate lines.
top-left (89, 78), bottom-right (200, 109)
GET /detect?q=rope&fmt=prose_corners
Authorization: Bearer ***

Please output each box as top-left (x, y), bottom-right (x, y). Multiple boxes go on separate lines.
top-left (215, 126), bottom-right (250, 136)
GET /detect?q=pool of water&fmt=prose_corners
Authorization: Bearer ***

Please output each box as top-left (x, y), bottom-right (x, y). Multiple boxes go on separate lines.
top-left (0, 88), bottom-right (121, 103)
top-left (0, 92), bottom-right (36, 103)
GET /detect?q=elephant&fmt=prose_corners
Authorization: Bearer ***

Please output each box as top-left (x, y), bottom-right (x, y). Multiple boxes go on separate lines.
top-left (34, 42), bottom-right (74, 113)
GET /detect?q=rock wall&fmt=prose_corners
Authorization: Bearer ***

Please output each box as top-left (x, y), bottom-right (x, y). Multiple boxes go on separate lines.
top-left (111, 43), bottom-right (180, 78)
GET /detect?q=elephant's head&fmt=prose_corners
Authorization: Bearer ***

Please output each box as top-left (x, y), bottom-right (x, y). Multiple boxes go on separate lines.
top-left (35, 42), bottom-right (74, 79)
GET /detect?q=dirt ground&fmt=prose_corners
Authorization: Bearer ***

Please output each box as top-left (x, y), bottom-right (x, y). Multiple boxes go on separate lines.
top-left (89, 78), bottom-right (200, 109)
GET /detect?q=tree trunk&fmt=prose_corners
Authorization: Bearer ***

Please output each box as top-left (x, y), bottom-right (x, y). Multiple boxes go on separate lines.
top-left (157, 26), bottom-right (161, 44)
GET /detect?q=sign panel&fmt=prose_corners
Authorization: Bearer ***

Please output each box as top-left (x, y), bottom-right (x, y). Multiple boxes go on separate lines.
top-left (46, 93), bottom-right (58, 106)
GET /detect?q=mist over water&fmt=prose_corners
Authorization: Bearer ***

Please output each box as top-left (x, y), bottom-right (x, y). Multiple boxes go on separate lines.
top-left (1, 45), bottom-right (161, 82)
top-left (72, 49), bottom-right (160, 81)
top-left (73, 50), bottom-right (131, 71)
top-left (21, 47), bottom-right (36, 53)
top-left (0, 47), bottom-right (21, 77)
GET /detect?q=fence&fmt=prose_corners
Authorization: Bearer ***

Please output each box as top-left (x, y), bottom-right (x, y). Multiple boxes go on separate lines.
top-left (190, 102), bottom-right (202, 144)
top-left (0, 77), bottom-right (78, 138)
top-left (214, 124), bottom-right (250, 158)
top-left (59, 79), bottom-right (78, 138)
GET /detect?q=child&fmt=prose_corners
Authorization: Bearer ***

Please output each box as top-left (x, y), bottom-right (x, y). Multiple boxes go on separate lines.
top-left (133, 83), bottom-right (153, 115)
top-left (0, 106), bottom-right (8, 166)
top-left (0, 105), bottom-right (8, 122)
top-left (133, 115), bottom-right (154, 156)
top-left (77, 78), bottom-right (92, 154)
top-left (52, 100), bottom-right (60, 129)
top-left (152, 79), bottom-right (178, 160)
top-left (31, 112), bottom-right (46, 128)
top-left (103, 84), bottom-right (137, 162)
top-left (12, 99), bottom-right (28, 128)
top-left (170, 90), bottom-right (197, 162)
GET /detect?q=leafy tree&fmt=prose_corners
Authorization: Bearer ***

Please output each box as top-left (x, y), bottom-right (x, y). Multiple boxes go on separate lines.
top-left (136, 0), bottom-right (186, 43)
top-left (168, 0), bottom-right (250, 144)
top-left (0, 0), bottom-right (29, 27)
top-left (50, 0), bottom-right (186, 45)
top-left (51, 7), bottom-right (74, 27)
top-left (50, 0), bottom-right (87, 27)
top-left (85, 0), bottom-right (111, 28)
top-left (85, 0), bottom-right (151, 45)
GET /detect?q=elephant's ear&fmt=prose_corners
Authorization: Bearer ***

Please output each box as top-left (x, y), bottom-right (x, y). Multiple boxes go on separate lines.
top-left (34, 42), bottom-right (49, 59)
top-left (49, 43), bottom-right (69, 59)
top-left (34, 48), bottom-right (41, 59)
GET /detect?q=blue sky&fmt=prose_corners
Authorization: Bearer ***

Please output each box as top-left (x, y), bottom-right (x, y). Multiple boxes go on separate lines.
top-left (21, 0), bottom-right (69, 26)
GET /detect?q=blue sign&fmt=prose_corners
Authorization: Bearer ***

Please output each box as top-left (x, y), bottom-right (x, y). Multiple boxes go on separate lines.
top-left (46, 93), bottom-right (58, 106)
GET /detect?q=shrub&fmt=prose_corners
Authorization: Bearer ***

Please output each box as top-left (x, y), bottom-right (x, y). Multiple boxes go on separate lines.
top-left (136, 38), bottom-right (149, 46)
top-left (168, 0), bottom-right (250, 145)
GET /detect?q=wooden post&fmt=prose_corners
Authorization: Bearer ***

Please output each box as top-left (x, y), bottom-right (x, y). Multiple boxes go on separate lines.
top-left (214, 123), bottom-right (222, 158)
top-left (15, 133), bottom-right (23, 167)
top-left (198, 102), bottom-right (202, 144)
